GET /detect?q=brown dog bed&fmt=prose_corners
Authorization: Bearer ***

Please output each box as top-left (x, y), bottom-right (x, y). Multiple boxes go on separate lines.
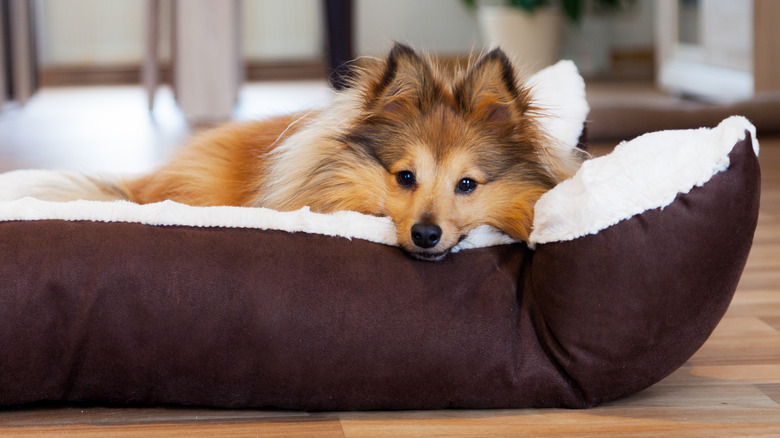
top-left (0, 115), bottom-right (759, 410)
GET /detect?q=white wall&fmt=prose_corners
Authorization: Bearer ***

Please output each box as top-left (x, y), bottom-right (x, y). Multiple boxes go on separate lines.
top-left (36, 0), bottom-right (146, 66)
top-left (355, 0), bottom-right (481, 56)
top-left (241, 0), bottom-right (323, 61)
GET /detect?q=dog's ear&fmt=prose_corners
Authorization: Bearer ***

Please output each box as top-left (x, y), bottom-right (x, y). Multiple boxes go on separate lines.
top-left (371, 43), bottom-right (438, 115)
top-left (458, 48), bottom-right (530, 125)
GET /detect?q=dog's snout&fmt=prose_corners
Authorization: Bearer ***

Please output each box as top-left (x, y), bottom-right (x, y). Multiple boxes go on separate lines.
top-left (411, 223), bottom-right (442, 249)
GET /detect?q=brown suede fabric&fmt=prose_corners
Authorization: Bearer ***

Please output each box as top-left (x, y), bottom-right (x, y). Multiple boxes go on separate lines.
top-left (531, 135), bottom-right (760, 406)
top-left (0, 136), bottom-right (760, 410)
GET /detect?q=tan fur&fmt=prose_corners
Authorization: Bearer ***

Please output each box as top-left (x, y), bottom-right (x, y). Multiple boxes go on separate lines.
top-left (124, 115), bottom-right (301, 206)
top-left (113, 44), bottom-right (585, 260)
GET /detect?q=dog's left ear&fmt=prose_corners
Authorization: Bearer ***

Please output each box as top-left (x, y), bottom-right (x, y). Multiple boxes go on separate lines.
top-left (457, 49), bottom-right (530, 125)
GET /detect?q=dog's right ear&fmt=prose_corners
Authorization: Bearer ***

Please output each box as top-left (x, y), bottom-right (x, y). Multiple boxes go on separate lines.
top-left (369, 43), bottom-right (439, 115)
top-left (457, 48), bottom-right (530, 127)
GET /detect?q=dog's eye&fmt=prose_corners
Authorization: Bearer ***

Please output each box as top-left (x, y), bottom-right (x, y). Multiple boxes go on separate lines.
top-left (456, 178), bottom-right (478, 194)
top-left (396, 170), bottom-right (416, 188)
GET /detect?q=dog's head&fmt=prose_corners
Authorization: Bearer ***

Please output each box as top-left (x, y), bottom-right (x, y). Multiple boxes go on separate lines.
top-left (342, 44), bottom-right (583, 261)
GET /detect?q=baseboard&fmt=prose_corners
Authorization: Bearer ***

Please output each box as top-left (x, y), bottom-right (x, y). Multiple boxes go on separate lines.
top-left (39, 65), bottom-right (147, 87)
top-left (245, 60), bottom-right (326, 81)
top-left (39, 60), bottom-right (326, 87)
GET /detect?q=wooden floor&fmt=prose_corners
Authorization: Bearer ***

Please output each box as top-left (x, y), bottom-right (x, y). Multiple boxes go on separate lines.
top-left (0, 83), bottom-right (779, 436)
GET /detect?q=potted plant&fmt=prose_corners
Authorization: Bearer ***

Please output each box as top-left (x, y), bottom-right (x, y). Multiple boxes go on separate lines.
top-left (463, 0), bottom-right (627, 72)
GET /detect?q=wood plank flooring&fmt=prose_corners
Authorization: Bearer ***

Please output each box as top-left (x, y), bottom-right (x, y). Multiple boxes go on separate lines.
top-left (0, 83), bottom-right (779, 436)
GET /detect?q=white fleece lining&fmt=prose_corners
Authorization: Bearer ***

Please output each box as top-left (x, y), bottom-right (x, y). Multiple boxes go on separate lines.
top-left (528, 116), bottom-right (759, 247)
top-left (0, 195), bottom-right (523, 251)
top-left (0, 198), bottom-right (399, 245)
top-left (0, 60), bottom-right (586, 252)
top-left (529, 60), bottom-right (589, 152)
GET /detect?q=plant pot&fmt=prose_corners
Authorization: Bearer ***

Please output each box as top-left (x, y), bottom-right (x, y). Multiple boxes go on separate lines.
top-left (477, 5), bottom-right (563, 72)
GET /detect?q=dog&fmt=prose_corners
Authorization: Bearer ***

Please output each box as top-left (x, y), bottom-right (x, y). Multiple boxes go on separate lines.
top-left (73, 43), bottom-right (585, 261)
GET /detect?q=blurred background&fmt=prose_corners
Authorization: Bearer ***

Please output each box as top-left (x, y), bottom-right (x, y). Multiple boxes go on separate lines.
top-left (0, 0), bottom-right (778, 173)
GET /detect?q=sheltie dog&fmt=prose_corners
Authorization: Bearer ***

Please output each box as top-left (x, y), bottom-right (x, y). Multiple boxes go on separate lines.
top-left (78, 43), bottom-right (585, 261)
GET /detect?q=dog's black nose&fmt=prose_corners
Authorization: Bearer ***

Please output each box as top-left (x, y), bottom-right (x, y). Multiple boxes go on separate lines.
top-left (411, 223), bottom-right (442, 249)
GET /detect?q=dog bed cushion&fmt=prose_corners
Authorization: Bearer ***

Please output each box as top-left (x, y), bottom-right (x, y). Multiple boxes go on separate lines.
top-left (0, 63), bottom-right (760, 409)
